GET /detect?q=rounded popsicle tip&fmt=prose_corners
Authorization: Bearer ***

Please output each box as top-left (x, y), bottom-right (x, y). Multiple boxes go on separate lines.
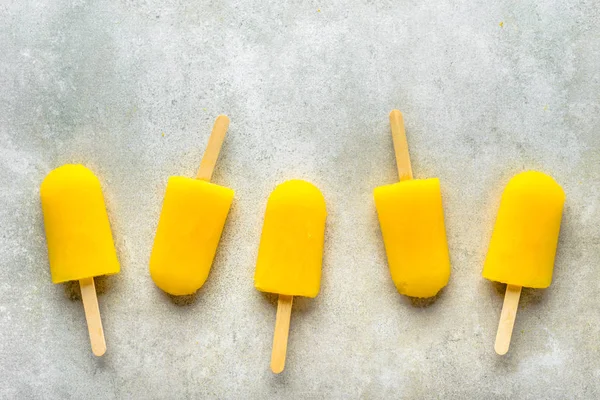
top-left (150, 269), bottom-right (208, 296)
top-left (41, 164), bottom-right (99, 197)
top-left (43, 163), bottom-right (96, 178)
top-left (269, 180), bottom-right (326, 213)
top-left (395, 283), bottom-right (447, 299)
top-left (507, 171), bottom-right (564, 197)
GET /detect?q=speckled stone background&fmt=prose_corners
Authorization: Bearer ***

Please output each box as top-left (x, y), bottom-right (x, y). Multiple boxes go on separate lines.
top-left (1, 0), bottom-right (599, 399)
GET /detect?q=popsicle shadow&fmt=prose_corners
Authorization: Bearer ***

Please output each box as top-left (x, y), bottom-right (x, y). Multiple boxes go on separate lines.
top-left (401, 286), bottom-right (446, 308)
top-left (63, 275), bottom-right (114, 300)
top-left (158, 287), bottom-right (201, 307)
top-left (259, 292), bottom-right (278, 308)
top-left (488, 281), bottom-right (548, 306)
top-left (258, 292), bottom-right (316, 314)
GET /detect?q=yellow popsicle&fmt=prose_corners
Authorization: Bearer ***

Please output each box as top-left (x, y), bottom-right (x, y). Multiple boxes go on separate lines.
top-left (254, 180), bottom-right (327, 297)
top-left (374, 110), bottom-right (451, 298)
top-left (41, 165), bottom-right (120, 283)
top-left (483, 171), bottom-right (565, 288)
top-left (149, 115), bottom-right (233, 296)
top-left (254, 179), bottom-right (327, 374)
top-left (374, 179), bottom-right (450, 298)
top-left (150, 178), bottom-right (233, 295)
top-left (484, 171), bottom-right (565, 355)
top-left (41, 164), bottom-right (119, 356)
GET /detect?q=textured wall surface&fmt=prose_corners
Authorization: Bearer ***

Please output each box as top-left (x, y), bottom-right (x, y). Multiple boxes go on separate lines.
top-left (1, 0), bottom-right (599, 398)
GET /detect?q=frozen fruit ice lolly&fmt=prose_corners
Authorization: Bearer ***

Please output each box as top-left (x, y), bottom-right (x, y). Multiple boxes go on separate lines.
top-left (254, 179), bottom-right (327, 373)
top-left (150, 115), bottom-right (233, 296)
top-left (41, 164), bottom-right (119, 356)
top-left (484, 171), bottom-right (565, 355)
top-left (254, 180), bottom-right (327, 297)
top-left (374, 179), bottom-right (450, 297)
top-left (483, 171), bottom-right (565, 288)
top-left (150, 178), bottom-right (233, 295)
top-left (373, 110), bottom-right (451, 298)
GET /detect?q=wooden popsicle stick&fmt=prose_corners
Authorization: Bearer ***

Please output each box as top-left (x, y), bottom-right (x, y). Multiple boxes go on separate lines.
top-left (79, 277), bottom-right (106, 357)
top-left (494, 284), bottom-right (522, 355)
top-left (196, 114), bottom-right (230, 181)
top-left (389, 109), bottom-right (413, 181)
top-left (271, 294), bottom-right (294, 374)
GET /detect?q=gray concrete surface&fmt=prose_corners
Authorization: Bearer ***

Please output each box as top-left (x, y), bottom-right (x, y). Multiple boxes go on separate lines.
top-left (1, 0), bottom-right (599, 398)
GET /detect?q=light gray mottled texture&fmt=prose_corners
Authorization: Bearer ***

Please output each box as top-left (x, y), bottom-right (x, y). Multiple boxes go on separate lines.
top-left (1, 0), bottom-right (599, 398)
